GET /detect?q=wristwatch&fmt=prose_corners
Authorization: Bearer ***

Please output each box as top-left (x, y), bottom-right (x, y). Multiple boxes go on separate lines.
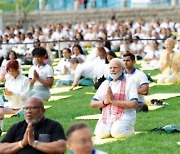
top-left (32, 140), bottom-right (39, 148)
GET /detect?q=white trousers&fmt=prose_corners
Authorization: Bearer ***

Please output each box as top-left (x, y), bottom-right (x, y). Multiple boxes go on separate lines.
top-left (157, 74), bottom-right (178, 84)
top-left (94, 118), bottom-right (135, 139)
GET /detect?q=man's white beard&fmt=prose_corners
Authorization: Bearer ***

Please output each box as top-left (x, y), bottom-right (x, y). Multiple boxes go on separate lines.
top-left (26, 117), bottom-right (42, 125)
top-left (110, 72), bottom-right (122, 80)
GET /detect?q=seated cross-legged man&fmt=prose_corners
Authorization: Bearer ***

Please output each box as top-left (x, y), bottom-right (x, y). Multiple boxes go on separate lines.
top-left (0, 97), bottom-right (66, 154)
top-left (91, 58), bottom-right (138, 139)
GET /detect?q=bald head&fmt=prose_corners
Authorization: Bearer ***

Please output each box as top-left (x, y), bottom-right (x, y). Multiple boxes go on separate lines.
top-left (26, 97), bottom-right (44, 109)
top-left (24, 97), bottom-right (45, 125)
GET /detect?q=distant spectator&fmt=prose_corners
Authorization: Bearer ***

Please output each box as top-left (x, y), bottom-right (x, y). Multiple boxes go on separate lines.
top-left (158, 38), bottom-right (180, 83)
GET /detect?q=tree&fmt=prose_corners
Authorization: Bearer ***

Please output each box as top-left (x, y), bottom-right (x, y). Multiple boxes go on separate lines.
top-left (0, 0), bottom-right (37, 28)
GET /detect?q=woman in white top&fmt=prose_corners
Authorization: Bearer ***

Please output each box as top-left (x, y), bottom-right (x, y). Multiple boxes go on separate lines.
top-left (28, 47), bottom-right (54, 101)
top-left (2, 60), bottom-right (30, 114)
top-left (0, 51), bottom-right (19, 81)
top-left (71, 44), bottom-right (86, 63)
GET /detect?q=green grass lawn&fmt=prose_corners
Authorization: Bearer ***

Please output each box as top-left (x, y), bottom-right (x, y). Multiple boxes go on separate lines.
top-left (0, 71), bottom-right (180, 153)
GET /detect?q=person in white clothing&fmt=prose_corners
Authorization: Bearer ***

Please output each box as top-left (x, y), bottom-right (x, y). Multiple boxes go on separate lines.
top-left (69, 58), bottom-right (95, 90)
top-left (71, 44), bottom-right (86, 63)
top-left (91, 58), bottom-right (138, 139)
top-left (2, 60), bottom-right (30, 114)
top-left (67, 122), bottom-right (107, 154)
top-left (28, 47), bottom-right (54, 101)
top-left (123, 53), bottom-right (149, 112)
top-left (55, 48), bottom-right (74, 86)
top-left (0, 51), bottom-right (21, 82)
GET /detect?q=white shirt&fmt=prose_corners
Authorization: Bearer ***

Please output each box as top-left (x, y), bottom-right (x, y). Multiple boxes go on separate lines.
top-left (75, 62), bottom-right (95, 79)
top-left (124, 68), bottom-right (149, 103)
top-left (28, 64), bottom-right (53, 86)
top-left (93, 75), bottom-right (138, 124)
top-left (5, 74), bottom-right (30, 109)
top-left (55, 58), bottom-right (74, 81)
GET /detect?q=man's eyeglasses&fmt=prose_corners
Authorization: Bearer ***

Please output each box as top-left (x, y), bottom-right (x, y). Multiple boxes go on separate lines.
top-left (23, 107), bottom-right (43, 111)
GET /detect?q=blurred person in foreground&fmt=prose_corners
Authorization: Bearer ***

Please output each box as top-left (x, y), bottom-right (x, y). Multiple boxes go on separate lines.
top-left (66, 122), bottom-right (107, 154)
top-left (91, 58), bottom-right (138, 139)
top-left (0, 97), bottom-right (66, 154)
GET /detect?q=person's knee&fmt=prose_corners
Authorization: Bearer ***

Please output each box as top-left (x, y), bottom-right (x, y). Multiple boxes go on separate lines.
top-left (165, 76), bottom-right (177, 83)
top-left (95, 125), bottom-right (110, 139)
top-left (111, 123), bottom-right (135, 138)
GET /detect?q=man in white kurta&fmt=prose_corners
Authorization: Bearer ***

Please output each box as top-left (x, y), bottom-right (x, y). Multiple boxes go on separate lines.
top-left (91, 58), bottom-right (138, 139)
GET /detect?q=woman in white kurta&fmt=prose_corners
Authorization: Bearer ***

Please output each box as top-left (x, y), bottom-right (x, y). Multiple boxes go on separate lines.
top-left (3, 60), bottom-right (30, 114)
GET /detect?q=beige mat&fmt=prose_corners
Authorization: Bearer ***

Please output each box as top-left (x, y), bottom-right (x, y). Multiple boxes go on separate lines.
top-left (22, 70), bottom-right (29, 75)
top-left (148, 105), bottom-right (164, 111)
top-left (54, 58), bottom-right (60, 62)
top-left (21, 65), bottom-right (31, 69)
top-left (48, 95), bottom-right (71, 101)
top-left (151, 74), bottom-right (162, 80)
top-left (136, 60), bottom-right (143, 65)
top-left (52, 62), bottom-right (59, 66)
top-left (54, 75), bottom-right (59, 80)
top-left (1, 132), bottom-right (7, 136)
top-left (149, 82), bottom-right (174, 88)
top-left (75, 114), bottom-right (101, 120)
top-left (85, 92), bottom-right (95, 95)
top-left (92, 132), bottom-right (141, 145)
top-left (4, 114), bottom-right (15, 118)
top-left (50, 86), bottom-right (83, 95)
top-left (145, 93), bottom-right (180, 101)
top-left (140, 67), bottom-right (157, 71)
top-left (44, 105), bottom-right (52, 109)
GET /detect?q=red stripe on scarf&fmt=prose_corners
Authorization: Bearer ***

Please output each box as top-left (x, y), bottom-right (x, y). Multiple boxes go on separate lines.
top-left (102, 78), bottom-right (126, 124)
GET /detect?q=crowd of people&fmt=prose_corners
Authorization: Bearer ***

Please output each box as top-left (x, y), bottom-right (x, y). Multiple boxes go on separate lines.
top-left (0, 17), bottom-right (180, 153)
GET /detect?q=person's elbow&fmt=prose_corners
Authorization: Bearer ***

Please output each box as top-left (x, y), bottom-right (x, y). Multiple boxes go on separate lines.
top-left (56, 140), bottom-right (67, 154)
top-left (90, 100), bottom-right (97, 109)
top-left (130, 100), bottom-right (138, 109)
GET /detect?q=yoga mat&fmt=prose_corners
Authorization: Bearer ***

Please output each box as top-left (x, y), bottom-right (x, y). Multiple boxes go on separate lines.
top-left (1, 132), bottom-right (7, 136)
top-left (44, 105), bottom-right (52, 109)
top-left (21, 70), bottom-right (29, 75)
top-left (145, 93), bottom-right (180, 101)
top-left (92, 132), bottom-right (141, 145)
top-left (148, 105), bottom-right (164, 111)
top-left (48, 95), bottom-right (71, 101)
top-left (149, 82), bottom-right (174, 88)
top-left (136, 60), bottom-right (143, 65)
top-left (4, 114), bottom-right (15, 118)
top-left (151, 74), bottom-right (162, 80)
top-left (85, 92), bottom-right (95, 95)
top-left (50, 86), bottom-right (83, 95)
top-left (75, 114), bottom-right (101, 120)
top-left (52, 62), bottom-right (59, 66)
top-left (54, 75), bottom-right (59, 80)
top-left (54, 58), bottom-right (60, 62)
top-left (140, 67), bottom-right (157, 71)
top-left (21, 65), bottom-right (31, 69)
